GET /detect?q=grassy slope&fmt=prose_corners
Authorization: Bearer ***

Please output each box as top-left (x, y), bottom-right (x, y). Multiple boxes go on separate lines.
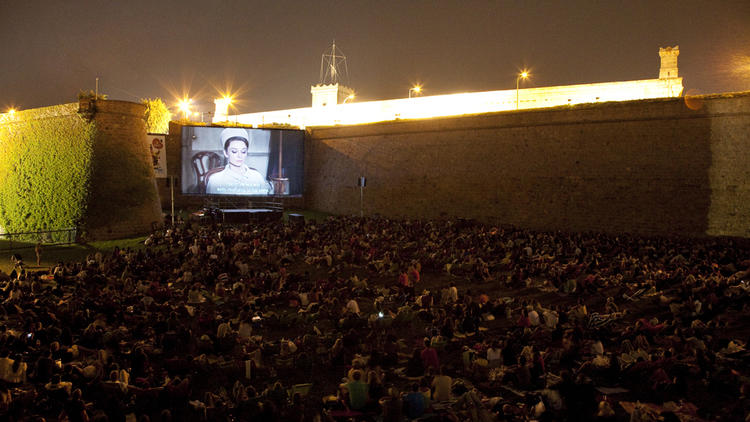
top-left (0, 236), bottom-right (147, 274)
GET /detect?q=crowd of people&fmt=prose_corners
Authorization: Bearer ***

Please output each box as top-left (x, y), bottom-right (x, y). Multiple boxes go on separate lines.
top-left (0, 214), bottom-right (748, 421)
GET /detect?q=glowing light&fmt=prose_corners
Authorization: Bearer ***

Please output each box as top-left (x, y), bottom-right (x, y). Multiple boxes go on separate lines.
top-left (177, 98), bottom-right (192, 120)
top-left (343, 94), bottom-right (355, 104)
top-left (1, 108), bottom-right (17, 122)
top-left (409, 85), bottom-right (422, 98)
top-left (213, 95), bottom-right (236, 122)
top-left (516, 71), bottom-right (530, 109)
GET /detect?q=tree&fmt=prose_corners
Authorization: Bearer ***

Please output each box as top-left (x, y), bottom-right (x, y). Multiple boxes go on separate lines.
top-left (142, 98), bottom-right (171, 134)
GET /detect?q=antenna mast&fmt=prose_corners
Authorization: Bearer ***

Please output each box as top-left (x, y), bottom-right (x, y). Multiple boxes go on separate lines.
top-left (319, 40), bottom-right (350, 85)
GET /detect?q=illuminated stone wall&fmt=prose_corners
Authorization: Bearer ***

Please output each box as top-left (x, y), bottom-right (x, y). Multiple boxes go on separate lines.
top-left (0, 100), bottom-right (162, 240)
top-left (305, 93), bottom-right (750, 238)
top-left (224, 77), bottom-right (683, 128)
top-left (84, 100), bottom-right (162, 239)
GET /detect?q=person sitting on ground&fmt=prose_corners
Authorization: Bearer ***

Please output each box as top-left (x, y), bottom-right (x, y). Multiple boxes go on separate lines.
top-left (420, 338), bottom-right (440, 372)
top-left (379, 386), bottom-right (404, 422)
top-left (432, 366), bottom-right (452, 402)
top-left (405, 349), bottom-right (424, 378)
top-left (403, 382), bottom-right (426, 420)
top-left (346, 369), bottom-right (369, 411)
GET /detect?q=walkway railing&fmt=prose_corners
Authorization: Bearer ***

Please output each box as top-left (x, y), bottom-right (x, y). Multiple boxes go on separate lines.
top-left (0, 227), bottom-right (78, 252)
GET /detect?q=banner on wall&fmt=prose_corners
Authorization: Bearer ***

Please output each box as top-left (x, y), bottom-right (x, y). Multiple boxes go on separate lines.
top-left (146, 134), bottom-right (167, 178)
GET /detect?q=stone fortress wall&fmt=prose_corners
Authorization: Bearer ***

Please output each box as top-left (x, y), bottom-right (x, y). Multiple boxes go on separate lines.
top-left (304, 93), bottom-right (750, 238)
top-left (83, 100), bottom-right (163, 239)
top-left (0, 100), bottom-right (162, 240)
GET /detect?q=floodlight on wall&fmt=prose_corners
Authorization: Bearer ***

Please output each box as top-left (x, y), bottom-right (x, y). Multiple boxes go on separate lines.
top-left (409, 85), bottom-right (422, 98)
top-left (516, 71), bottom-right (529, 110)
top-left (178, 99), bottom-right (192, 120)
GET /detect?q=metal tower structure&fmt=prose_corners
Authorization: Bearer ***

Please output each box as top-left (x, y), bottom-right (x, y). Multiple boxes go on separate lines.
top-left (319, 41), bottom-right (350, 86)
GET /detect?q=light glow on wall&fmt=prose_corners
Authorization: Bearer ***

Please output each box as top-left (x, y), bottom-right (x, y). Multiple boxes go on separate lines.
top-left (0, 108), bottom-right (17, 124)
top-left (219, 77), bottom-right (684, 128)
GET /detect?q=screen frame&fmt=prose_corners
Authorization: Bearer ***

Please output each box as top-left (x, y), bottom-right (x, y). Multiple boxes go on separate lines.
top-left (179, 125), bottom-right (305, 198)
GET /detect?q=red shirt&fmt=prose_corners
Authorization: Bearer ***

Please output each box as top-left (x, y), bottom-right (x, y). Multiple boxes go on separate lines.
top-left (409, 269), bottom-right (420, 284)
top-left (517, 315), bottom-right (531, 329)
top-left (421, 346), bottom-right (440, 370)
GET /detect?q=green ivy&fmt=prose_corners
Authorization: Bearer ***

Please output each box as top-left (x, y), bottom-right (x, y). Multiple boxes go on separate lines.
top-left (142, 98), bottom-right (171, 134)
top-left (0, 105), bottom-right (95, 237)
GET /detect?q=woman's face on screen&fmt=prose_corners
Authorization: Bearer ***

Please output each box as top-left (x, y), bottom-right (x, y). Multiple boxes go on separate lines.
top-left (224, 140), bottom-right (248, 168)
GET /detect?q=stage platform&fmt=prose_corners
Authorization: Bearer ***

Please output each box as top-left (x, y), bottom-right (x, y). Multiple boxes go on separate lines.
top-left (219, 208), bottom-right (282, 224)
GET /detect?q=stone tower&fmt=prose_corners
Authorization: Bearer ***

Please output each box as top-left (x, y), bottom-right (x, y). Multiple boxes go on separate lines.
top-left (659, 46), bottom-right (679, 79)
top-left (312, 41), bottom-right (354, 107)
top-left (311, 83), bottom-right (355, 107)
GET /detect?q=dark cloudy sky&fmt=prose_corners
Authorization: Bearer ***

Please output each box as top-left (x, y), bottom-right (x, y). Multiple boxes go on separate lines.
top-left (2, 0), bottom-right (749, 114)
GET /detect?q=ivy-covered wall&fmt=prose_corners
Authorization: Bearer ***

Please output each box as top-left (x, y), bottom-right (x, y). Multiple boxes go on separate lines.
top-left (0, 100), bottom-right (162, 240)
top-left (0, 104), bottom-right (94, 235)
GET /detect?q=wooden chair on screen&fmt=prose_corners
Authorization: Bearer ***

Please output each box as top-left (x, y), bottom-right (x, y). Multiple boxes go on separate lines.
top-left (191, 151), bottom-right (222, 194)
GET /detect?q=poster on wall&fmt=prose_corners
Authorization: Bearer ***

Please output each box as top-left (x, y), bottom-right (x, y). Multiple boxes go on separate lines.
top-left (147, 134), bottom-right (167, 178)
top-left (180, 126), bottom-right (304, 196)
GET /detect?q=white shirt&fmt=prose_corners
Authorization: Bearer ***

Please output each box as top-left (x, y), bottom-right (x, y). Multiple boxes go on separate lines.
top-left (206, 165), bottom-right (272, 195)
top-left (528, 310), bottom-right (540, 326)
top-left (543, 310), bottom-right (558, 330)
top-left (238, 322), bottom-right (253, 339)
top-left (486, 347), bottom-right (502, 362)
top-left (448, 286), bottom-right (458, 303)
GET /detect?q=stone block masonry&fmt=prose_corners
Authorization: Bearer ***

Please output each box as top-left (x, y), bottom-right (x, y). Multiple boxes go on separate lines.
top-left (0, 100), bottom-right (162, 240)
top-left (84, 100), bottom-right (162, 239)
top-left (305, 93), bottom-right (750, 238)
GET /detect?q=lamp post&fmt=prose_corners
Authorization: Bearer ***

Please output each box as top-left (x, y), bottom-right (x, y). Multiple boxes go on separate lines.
top-left (194, 111), bottom-right (214, 123)
top-left (516, 71), bottom-right (528, 110)
top-left (409, 85), bottom-right (422, 98)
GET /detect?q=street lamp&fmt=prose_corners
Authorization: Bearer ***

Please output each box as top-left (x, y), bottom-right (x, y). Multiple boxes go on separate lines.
top-left (409, 85), bottom-right (422, 98)
top-left (516, 71), bottom-right (529, 110)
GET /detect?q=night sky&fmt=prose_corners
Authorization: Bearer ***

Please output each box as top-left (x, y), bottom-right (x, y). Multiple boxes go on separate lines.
top-left (2, 1), bottom-right (749, 114)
